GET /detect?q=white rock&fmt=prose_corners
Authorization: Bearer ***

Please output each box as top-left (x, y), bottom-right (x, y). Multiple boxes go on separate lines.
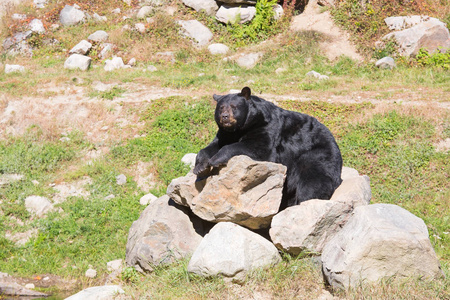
top-left (12, 14), bottom-right (27, 20)
top-left (273, 4), bottom-right (284, 20)
top-left (112, 8), bottom-right (121, 14)
top-left (181, 153), bottom-right (197, 169)
top-left (64, 54), bottom-right (91, 71)
top-left (116, 174), bottom-right (127, 185)
top-left (29, 19), bottom-right (45, 34)
top-left (25, 283), bottom-right (35, 289)
top-left (105, 57), bottom-right (125, 71)
top-left (375, 56), bottom-right (396, 69)
top-left (330, 175), bottom-right (371, 208)
top-left (24, 196), bottom-right (54, 218)
top-left (208, 43), bottom-right (230, 55)
top-left (69, 40), bottom-right (92, 55)
top-left (177, 20), bottom-right (213, 47)
top-left (5, 64), bottom-right (25, 74)
top-left (65, 285), bottom-right (124, 300)
top-left (85, 268), bottom-right (97, 278)
top-left (107, 259), bottom-right (123, 272)
top-left (99, 43), bottom-right (113, 59)
top-left (236, 52), bottom-right (263, 69)
top-left (188, 222), bottom-right (281, 282)
top-left (139, 193), bottom-right (158, 205)
top-left (182, 0), bottom-right (219, 16)
top-left (137, 6), bottom-right (153, 19)
top-left (147, 65), bottom-right (157, 72)
top-left (88, 30), bottom-right (109, 43)
top-left (127, 58), bottom-right (136, 66)
top-left (60, 5), bottom-right (86, 26)
top-left (93, 13), bottom-right (107, 22)
top-left (135, 23), bottom-right (146, 33)
top-left (216, 5), bottom-right (256, 24)
top-left (340, 166), bottom-right (359, 181)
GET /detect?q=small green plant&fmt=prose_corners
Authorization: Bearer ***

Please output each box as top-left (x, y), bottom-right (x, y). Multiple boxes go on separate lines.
top-left (121, 266), bottom-right (140, 283)
top-left (415, 48), bottom-right (450, 70)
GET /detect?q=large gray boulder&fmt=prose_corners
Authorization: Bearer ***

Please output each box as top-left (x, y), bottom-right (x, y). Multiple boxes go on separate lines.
top-left (167, 155), bottom-right (286, 230)
top-left (60, 5), bottom-right (86, 26)
top-left (125, 195), bottom-right (203, 272)
top-left (270, 200), bottom-right (353, 255)
top-left (322, 204), bottom-right (444, 290)
top-left (177, 20), bottom-right (213, 47)
top-left (182, 0), bottom-right (219, 16)
top-left (383, 16), bottom-right (450, 56)
top-left (87, 30), bottom-right (109, 43)
top-left (188, 222), bottom-right (281, 282)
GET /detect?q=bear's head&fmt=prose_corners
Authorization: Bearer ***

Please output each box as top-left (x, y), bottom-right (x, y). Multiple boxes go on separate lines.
top-left (213, 87), bottom-right (252, 132)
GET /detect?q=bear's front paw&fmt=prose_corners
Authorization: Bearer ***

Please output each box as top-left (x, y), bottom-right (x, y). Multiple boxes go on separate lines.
top-left (193, 161), bottom-right (209, 175)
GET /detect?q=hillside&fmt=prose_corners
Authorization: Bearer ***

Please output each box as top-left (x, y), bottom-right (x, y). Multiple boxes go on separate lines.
top-left (0, 0), bottom-right (449, 299)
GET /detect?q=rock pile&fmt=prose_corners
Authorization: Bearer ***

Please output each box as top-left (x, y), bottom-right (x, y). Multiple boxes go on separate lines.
top-left (125, 154), bottom-right (444, 287)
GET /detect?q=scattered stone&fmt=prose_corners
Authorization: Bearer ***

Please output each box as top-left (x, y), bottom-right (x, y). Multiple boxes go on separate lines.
top-left (0, 174), bottom-right (24, 186)
top-left (125, 195), bottom-right (203, 272)
top-left (24, 195), bottom-right (54, 218)
top-left (208, 43), bottom-right (230, 55)
top-left (52, 177), bottom-right (92, 203)
top-left (385, 15), bottom-right (436, 31)
top-left (147, 65), bottom-right (158, 72)
top-left (104, 194), bottom-right (115, 200)
top-left (177, 20), bottom-right (213, 47)
top-left (375, 56), bottom-right (396, 69)
top-left (85, 268), bottom-right (97, 278)
top-left (60, 5), bottom-right (86, 26)
top-left (65, 285), bottom-right (124, 300)
top-left (135, 22), bottom-right (146, 33)
top-left (306, 70), bottom-right (329, 80)
top-left (182, 0), bottom-right (219, 16)
top-left (64, 54), bottom-right (91, 71)
top-left (24, 283), bottom-right (35, 289)
top-left (112, 8), bottom-right (121, 14)
top-left (270, 200), bottom-right (352, 254)
top-left (275, 67), bottom-right (287, 74)
top-left (93, 13), bottom-right (107, 22)
top-left (29, 19), bottom-right (45, 34)
top-left (127, 57), bottom-right (137, 66)
top-left (5, 64), bottom-right (25, 74)
top-left (139, 193), bottom-right (158, 205)
top-left (88, 30), bottom-right (109, 43)
top-left (12, 14), bottom-right (27, 21)
top-left (116, 174), bottom-right (127, 185)
top-left (181, 153), bottom-right (197, 169)
top-left (330, 175), bottom-right (371, 208)
top-left (105, 57), bottom-right (125, 71)
top-left (99, 43), bottom-right (113, 59)
top-left (236, 52), bottom-right (264, 69)
top-left (107, 259), bottom-right (123, 272)
top-left (137, 6), bottom-right (154, 19)
top-left (322, 204), bottom-right (444, 290)
top-left (273, 4), bottom-right (284, 20)
top-left (5, 228), bottom-right (38, 246)
top-left (216, 5), bottom-right (256, 24)
top-left (34, 0), bottom-right (47, 8)
top-left (69, 40), bottom-right (92, 55)
top-left (2, 31), bottom-right (32, 51)
top-left (434, 138), bottom-right (450, 153)
top-left (188, 222), bottom-right (281, 282)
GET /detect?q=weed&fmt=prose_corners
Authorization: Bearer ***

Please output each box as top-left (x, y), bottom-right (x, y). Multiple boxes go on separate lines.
top-left (416, 48), bottom-right (450, 70)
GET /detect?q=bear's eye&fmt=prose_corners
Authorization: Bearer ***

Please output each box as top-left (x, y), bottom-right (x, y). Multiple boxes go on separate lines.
top-left (230, 104), bottom-right (236, 110)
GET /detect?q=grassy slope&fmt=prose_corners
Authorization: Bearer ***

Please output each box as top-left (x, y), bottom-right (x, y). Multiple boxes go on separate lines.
top-left (0, 0), bottom-right (449, 299)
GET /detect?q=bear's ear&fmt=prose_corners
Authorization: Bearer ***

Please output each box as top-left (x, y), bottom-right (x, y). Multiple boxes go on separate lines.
top-left (213, 94), bottom-right (221, 102)
top-left (240, 87), bottom-right (251, 100)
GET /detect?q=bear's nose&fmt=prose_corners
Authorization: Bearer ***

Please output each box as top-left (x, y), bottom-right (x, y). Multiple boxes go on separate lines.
top-left (222, 113), bottom-right (229, 120)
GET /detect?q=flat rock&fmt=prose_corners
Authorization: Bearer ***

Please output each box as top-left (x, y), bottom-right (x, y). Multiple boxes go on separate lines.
top-left (188, 222), bottom-right (281, 282)
top-left (177, 20), bottom-right (213, 47)
top-left (105, 57), bottom-right (125, 71)
top-left (69, 40), bottom-right (92, 55)
top-left (88, 30), bottom-right (109, 43)
top-left (208, 43), bottom-right (230, 55)
top-left (375, 56), bottom-right (396, 69)
top-left (29, 19), bottom-right (45, 34)
top-left (5, 64), bottom-right (25, 74)
top-left (0, 282), bottom-right (48, 297)
top-left (322, 204), bottom-right (444, 289)
top-left (65, 285), bottom-right (124, 300)
top-left (24, 195), bottom-right (54, 218)
top-left (236, 52), bottom-right (263, 69)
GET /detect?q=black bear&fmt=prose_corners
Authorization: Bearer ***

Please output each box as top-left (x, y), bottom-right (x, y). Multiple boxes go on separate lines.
top-left (194, 87), bottom-right (343, 209)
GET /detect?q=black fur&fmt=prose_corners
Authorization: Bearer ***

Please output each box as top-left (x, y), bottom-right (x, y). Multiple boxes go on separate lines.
top-left (194, 87), bottom-right (343, 209)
